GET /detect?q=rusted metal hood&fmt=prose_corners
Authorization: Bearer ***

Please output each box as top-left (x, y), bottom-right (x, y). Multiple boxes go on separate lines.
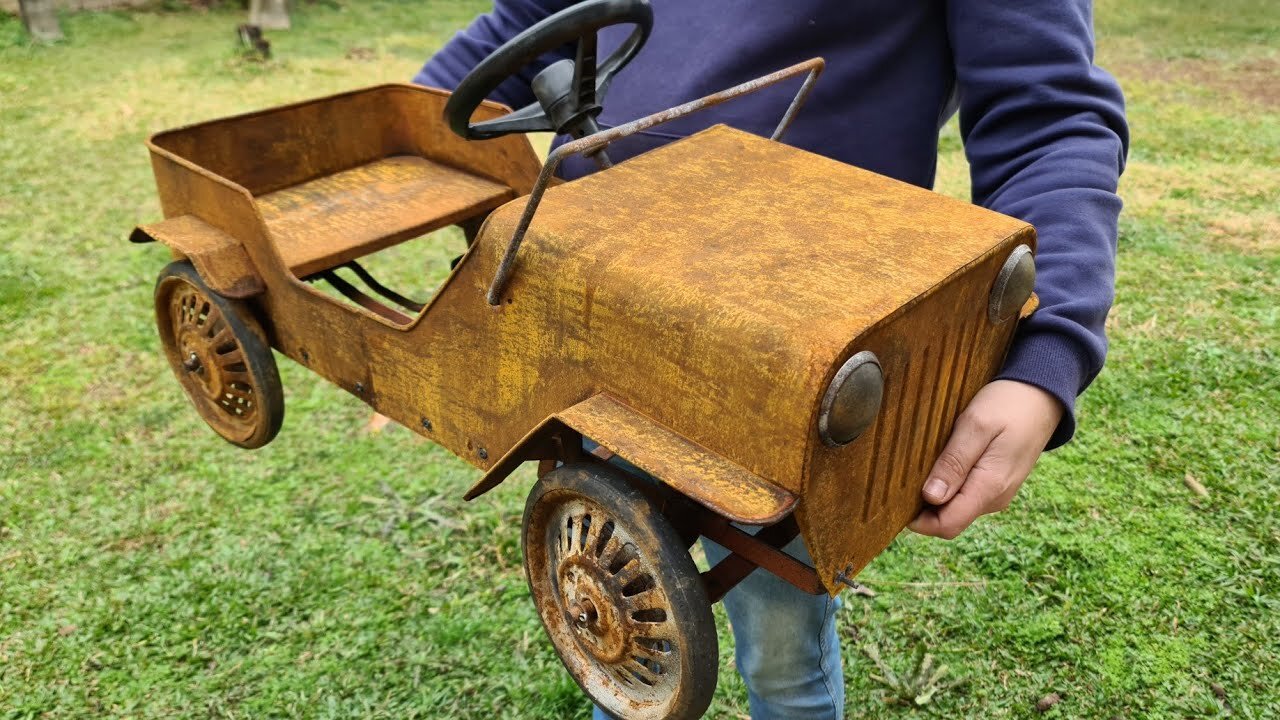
top-left (478, 125), bottom-right (1033, 491)
top-left (492, 124), bottom-right (1033, 360)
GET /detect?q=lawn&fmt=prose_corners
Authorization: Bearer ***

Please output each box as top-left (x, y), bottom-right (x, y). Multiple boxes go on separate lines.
top-left (1, 1), bottom-right (1277, 718)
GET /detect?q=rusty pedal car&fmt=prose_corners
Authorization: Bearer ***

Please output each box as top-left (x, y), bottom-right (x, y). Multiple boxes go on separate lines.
top-left (130, 1), bottom-right (1038, 717)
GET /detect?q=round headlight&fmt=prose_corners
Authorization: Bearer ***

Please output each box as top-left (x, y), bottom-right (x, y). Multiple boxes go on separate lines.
top-left (818, 351), bottom-right (883, 447)
top-left (989, 245), bottom-right (1036, 324)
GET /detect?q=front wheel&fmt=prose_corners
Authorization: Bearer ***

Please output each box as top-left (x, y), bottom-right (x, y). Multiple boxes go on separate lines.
top-left (154, 261), bottom-right (283, 449)
top-left (522, 463), bottom-right (717, 720)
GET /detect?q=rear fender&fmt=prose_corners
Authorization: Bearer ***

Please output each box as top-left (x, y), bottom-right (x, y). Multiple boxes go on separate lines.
top-left (131, 214), bottom-right (264, 298)
top-left (464, 393), bottom-right (797, 526)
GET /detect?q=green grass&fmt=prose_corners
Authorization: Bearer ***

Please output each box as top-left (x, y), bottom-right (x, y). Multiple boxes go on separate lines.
top-left (1, 1), bottom-right (1278, 718)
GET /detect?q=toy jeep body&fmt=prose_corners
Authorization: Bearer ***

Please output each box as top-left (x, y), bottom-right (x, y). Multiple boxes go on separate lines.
top-left (131, 4), bottom-right (1037, 717)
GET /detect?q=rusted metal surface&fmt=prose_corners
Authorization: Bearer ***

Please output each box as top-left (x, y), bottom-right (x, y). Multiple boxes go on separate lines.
top-left (463, 395), bottom-right (797, 526)
top-left (256, 155), bottom-right (513, 278)
top-left (524, 464), bottom-right (716, 720)
top-left (136, 69), bottom-right (1034, 602)
top-left (135, 84), bottom-right (542, 312)
top-left (587, 444), bottom-right (617, 462)
top-left (796, 234), bottom-right (1034, 592)
top-left (131, 215), bottom-right (264, 298)
top-left (989, 244), bottom-right (1036, 324)
top-left (486, 57), bottom-right (825, 304)
top-left (466, 419), bottom-right (580, 499)
top-left (558, 394), bottom-right (797, 524)
top-left (147, 83), bottom-right (540, 198)
top-left (481, 125), bottom-right (1033, 593)
top-left (769, 63), bottom-right (822, 141)
top-left (1021, 292), bottom-right (1040, 319)
top-left (461, 125), bottom-right (1033, 502)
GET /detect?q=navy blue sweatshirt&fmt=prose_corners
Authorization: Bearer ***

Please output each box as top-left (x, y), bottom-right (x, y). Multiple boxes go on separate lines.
top-left (415, 0), bottom-right (1129, 448)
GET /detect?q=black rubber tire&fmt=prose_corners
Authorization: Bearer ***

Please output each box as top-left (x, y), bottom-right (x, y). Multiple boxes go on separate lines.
top-left (154, 261), bottom-right (283, 449)
top-left (522, 463), bottom-right (717, 720)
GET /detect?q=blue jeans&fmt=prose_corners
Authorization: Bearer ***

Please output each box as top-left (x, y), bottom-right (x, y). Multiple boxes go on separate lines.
top-left (591, 535), bottom-right (844, 720)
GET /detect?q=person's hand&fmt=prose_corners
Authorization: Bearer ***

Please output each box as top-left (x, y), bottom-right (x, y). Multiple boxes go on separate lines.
top-left (908, 379), bottom-right (1063, 539)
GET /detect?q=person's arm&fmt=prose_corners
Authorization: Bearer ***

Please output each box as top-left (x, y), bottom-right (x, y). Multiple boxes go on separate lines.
top-left (413, 0), bottom-right (576, 105)
top-left (912, 0), bottom-right (1128, 538)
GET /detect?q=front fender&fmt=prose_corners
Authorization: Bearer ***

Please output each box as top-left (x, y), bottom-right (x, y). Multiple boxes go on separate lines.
top-left (464, 393), bottom-right (797, 525)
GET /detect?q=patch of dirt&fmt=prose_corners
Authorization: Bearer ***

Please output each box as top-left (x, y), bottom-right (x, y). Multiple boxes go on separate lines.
top-left (103, 532), bottom-right (169, 553)
top-left (1206, 212), bottom-right (1280, 254)
top-left (1113, 57), bottom-right (1280, 109)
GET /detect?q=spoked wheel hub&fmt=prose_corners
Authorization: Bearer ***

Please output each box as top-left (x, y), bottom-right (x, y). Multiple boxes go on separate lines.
top-left (524, 464), bottom-right (716, 720)
top-left (155, 262), bottom-right (283, 449)
top-left (172, 290), bottom-right (252, 414)
top-left (552, 501), bottom-right (678, 684)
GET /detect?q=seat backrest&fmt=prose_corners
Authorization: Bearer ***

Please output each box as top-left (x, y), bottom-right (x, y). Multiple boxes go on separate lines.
top-left (150, 85), bottom-right (539, 197)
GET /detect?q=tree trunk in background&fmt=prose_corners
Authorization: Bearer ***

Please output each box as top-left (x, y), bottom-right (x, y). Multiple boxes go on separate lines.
top-left (249, 0), bottom-right (290, 31)
top-left (18, 0), bottom-right (63, 42)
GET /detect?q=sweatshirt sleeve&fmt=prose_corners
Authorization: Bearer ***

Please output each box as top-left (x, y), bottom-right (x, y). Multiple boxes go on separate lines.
top-left (946, 0), bottom-right (1129, 448)
top-left (413, 0), bottom-right (576, 107)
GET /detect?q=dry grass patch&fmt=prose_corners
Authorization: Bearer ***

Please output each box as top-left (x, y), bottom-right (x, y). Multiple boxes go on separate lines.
top-left (1206, 211), bottom-right (1280, 253)
top-left (1120, 160), bottom-right (1280, 254)
top-left (1112, 56), bottom-right (1280, 109)
top-left (1121, 161), bottom-right (1279, 212)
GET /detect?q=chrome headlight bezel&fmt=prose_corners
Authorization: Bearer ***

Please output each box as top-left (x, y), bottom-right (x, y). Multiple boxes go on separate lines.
top-left (818, 350), bottom-right (884, 447)
top-left (989, 244), bottom-right (1036, 324)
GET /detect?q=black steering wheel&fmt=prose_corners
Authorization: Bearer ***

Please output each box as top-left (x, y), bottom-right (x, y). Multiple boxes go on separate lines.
top-left (443, 0), bottom-right (654, 141)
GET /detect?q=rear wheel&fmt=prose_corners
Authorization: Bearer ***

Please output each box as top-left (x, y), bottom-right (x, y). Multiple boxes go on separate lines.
top-left (522, 463), bottom-right (717, 720)
top-left (154, 261), bottom-right (283, 449)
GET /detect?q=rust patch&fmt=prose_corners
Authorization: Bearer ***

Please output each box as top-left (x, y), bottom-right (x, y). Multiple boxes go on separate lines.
top-left (133, 215), bottom-right (264, 298)
top-left (486, 58), bottom-right (825, 304)
top-left (257, 155), bottom-right (513, 278)
top-left (467, 394), bottom-right (798, 526)
top-left (558, 394), bottom-right (798, 525)
top-left (154, 264), bottom-right (283, 448)
top-left (797, 233), bottom-right (1031, 594)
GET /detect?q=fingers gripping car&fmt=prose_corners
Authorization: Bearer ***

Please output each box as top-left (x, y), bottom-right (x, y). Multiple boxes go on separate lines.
top-left (130, 1), bottom-right (1038, 717)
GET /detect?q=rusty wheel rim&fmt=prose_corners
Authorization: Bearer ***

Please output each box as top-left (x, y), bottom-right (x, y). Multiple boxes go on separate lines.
top-left (526, 472), bottom-right (714, 720)
top-left (156, 274), bottom-right (266, 446)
